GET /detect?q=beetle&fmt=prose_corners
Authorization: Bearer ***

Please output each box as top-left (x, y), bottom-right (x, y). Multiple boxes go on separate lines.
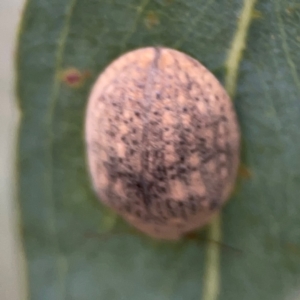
top-left (85, 47), bottom-right (240, 240)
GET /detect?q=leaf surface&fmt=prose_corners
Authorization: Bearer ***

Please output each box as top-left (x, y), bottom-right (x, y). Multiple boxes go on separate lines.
top-left (17, 0), bottom-right (300, 299)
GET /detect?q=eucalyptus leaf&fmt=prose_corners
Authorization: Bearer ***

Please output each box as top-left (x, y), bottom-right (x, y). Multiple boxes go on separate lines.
top-left (17, 0), bottom-right (300, 299)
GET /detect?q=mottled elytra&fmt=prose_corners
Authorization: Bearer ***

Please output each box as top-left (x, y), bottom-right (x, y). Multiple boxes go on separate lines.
top-left (85, 47), bottom-right (240, 240)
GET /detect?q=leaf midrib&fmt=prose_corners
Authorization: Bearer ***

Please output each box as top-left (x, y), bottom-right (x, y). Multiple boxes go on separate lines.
top-left (203, 0), bottom-right (257, 299)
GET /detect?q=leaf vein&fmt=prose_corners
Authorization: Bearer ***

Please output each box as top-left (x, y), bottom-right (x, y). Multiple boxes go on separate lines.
top-left (203, 1), bottom-right (257, 299)
top-left (225, 0), bottom-right (258, 98)
top-left (276, 0), bottom-right (300, 93)
top-left (45, 0), bottom-right (77, 298)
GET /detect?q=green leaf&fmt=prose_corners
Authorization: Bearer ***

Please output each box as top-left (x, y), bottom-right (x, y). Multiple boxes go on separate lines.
top-left (16, 0), bottom-right (300, 299)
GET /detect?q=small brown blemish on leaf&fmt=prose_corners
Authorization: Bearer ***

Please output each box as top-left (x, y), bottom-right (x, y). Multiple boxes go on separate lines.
top-left (60, 67), bottom-right (91, 88)
top-left (230, 164), bottom-right (251, 196)
top-left (252, 9), bottom-right (263, 19)
top-left (238, 164), bottom-right (252, 179)
top-left (286, 4), bottom-right (300, 15)
top-left (231, 163), bottom-right (252, 196)
top-left (144, 11), bottom-right (160, 29)
top-left (184, 232), bottom-right (242, 255)
top-left (230, 178), bottom-right (242, 197)
top-left (164, 0), bottom-right (174, 5)
top-left (286, 243), bottom-right (300, 257)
